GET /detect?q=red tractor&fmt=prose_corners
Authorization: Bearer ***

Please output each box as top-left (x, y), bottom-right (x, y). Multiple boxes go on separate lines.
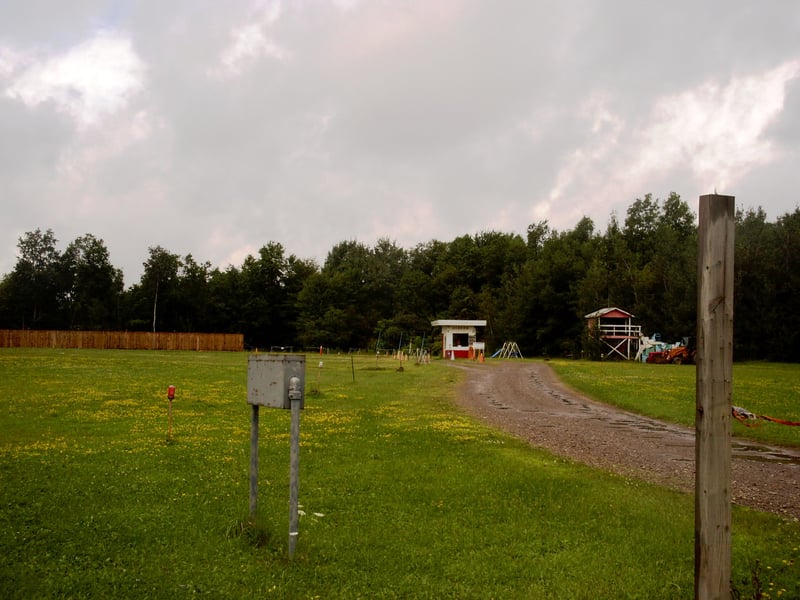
top-left (646, 337), bottom-right (696, 365)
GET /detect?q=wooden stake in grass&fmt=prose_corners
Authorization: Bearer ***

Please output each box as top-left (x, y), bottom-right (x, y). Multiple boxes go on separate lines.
top-left (167, 385), bottom-right (176, 440)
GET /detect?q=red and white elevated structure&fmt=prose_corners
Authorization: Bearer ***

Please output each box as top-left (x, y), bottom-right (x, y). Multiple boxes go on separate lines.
top-left (584, 307), bottom-right (641, 360)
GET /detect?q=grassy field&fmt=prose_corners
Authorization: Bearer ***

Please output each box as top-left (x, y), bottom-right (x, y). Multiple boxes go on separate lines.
top-left (0, 349), bottom-right (798, 599)
top-left (547, 359), bottom-right (800, 448)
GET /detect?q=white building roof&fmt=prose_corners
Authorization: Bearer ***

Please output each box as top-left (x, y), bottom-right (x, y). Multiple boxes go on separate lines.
top-left (431, 320), bottom-right (487, 327)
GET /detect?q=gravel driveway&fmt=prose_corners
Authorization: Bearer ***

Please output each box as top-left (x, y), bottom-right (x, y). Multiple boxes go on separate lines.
top-left (452, 361), bottom-right (800, 519)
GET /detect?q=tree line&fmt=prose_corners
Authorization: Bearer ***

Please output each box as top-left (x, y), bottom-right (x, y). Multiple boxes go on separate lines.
top-left (1, 193), bottom-right (798, 361)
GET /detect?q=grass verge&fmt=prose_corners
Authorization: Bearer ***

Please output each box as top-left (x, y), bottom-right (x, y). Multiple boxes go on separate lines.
top-left (0, 349), bottom-right (797, 598)
top-left (547, 359), bottom-right (800, 448)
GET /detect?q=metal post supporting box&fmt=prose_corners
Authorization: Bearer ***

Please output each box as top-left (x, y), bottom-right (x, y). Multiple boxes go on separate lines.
top-left (247, 354), bottom-right (305, 409)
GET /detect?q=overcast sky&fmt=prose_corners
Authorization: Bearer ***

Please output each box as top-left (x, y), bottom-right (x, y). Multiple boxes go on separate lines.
top-left (2, 1), bottom-right (799, 286)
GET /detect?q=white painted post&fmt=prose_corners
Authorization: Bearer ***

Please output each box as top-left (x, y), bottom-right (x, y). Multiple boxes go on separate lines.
top-left (695, 193), bottom-right (735, 599)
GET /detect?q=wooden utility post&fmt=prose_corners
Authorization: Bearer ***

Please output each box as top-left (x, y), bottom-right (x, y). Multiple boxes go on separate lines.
top-left (695, 194), bottom-right (735, 599)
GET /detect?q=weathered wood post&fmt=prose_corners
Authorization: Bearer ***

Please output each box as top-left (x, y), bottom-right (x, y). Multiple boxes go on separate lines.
top-left (695, 193), bottom-right (735, 599)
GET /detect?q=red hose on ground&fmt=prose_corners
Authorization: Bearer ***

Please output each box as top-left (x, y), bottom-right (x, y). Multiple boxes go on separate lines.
top-left (732, 405), bottom-right (800, 427)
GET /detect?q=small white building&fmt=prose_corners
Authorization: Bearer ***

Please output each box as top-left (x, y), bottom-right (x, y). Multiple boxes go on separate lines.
top-left (431, 319), bottom-right (487, 359)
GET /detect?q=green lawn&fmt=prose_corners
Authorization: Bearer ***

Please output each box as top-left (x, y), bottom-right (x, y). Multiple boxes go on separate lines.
top-left (547, 359), bottom-right (800, 448)
top-left (1, 349), bottom-right (798, 599)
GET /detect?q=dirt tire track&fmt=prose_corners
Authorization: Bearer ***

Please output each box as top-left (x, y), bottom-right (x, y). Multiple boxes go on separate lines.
top-left (453, 361), bottom-right (800, 519)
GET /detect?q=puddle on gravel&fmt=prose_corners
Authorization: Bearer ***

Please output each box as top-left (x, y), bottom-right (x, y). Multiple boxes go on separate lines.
top-left (609, 419), bottom-right (670, 433)
top-left (732, 442), bottom-right (800, 466)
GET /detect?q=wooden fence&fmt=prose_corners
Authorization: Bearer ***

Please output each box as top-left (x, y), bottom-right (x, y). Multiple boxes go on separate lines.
top-left (0, 330), bottom-right (243, 351)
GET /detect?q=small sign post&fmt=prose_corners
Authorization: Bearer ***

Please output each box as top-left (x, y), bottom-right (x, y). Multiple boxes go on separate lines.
top-left (246, 354), bottom-right (305, 558)
top-left (166, 385), bottom-right (176, 441)
top-left (288, 376), bottom-right (302, 557)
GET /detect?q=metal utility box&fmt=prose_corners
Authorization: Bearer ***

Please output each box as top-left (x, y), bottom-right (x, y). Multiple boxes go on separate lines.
top-left (247, 354), bottom-right (305, 409)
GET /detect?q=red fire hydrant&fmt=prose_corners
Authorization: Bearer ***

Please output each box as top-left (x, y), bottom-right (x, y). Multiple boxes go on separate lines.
top-left (166, 385), bottom-right (176, 440)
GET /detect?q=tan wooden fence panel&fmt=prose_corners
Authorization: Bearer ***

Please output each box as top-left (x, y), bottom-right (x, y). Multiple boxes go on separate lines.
top-left (0, 330), bottom-right (243, 351)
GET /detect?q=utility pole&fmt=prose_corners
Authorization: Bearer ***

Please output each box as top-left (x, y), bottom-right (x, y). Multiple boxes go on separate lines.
top-left (695, 193), bottom-right (735, 599)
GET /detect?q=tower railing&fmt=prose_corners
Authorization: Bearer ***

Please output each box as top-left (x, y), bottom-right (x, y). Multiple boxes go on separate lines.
top-left (596, 323), bottom-right (642, 338)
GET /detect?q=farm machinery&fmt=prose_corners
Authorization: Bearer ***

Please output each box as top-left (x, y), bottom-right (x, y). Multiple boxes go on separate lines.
top-left (645, 337), bottom-right (696, 365)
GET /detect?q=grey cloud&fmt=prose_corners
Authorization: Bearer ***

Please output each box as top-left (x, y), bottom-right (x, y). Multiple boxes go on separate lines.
top-left (2, 0), bottom-right (799, 284)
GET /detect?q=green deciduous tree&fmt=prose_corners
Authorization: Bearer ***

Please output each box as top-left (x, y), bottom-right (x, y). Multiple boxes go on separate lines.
top-left (235, 242), bottom-right (316, 348)
top-left (6, 229), bottom-right (62, 328)
top-left (297, 240), bottom-right (388, 350)
top-left (60, 234), bottom-right (124, 330)
top-left (621, 193), bottom-right (696, 340)
top-left (175, 254), bottom-right (212, 332)
top-left (734, 207), bottom-right (777, 359)
top-left (5, 195), bottom-right (800, 362)
top-left (141, 246), bottom-right (182, 332)
top-left (772, 208), bottom-right (800, 361)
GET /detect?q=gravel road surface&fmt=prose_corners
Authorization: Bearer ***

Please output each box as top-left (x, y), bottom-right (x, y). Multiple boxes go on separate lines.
top-left (452, 361), bottom-right (800, 519)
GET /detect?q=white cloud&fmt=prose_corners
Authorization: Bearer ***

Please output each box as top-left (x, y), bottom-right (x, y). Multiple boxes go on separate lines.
top-left (367, 197), bottom-right (439, 247)
top-left (537, 60), bottom-right (800, 228)
top-left (212, 1), bottom-right (289, 77)
top-left (208, 227), bottom-right (260, 271)
top-left (4, 30), bottom-right (145, 129)
top-left (0, 45), bottom-right (25, 78)
top-left (56, 109), bottom-right (161, 187)
top-left (330, 0), bottom-right (360, 11)
top-left (541, 92), bottom-right (625, 212)
top-left (2, 1), bottom-right (800, 284)
top-left (635, 60), bottom-right (800, 192)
